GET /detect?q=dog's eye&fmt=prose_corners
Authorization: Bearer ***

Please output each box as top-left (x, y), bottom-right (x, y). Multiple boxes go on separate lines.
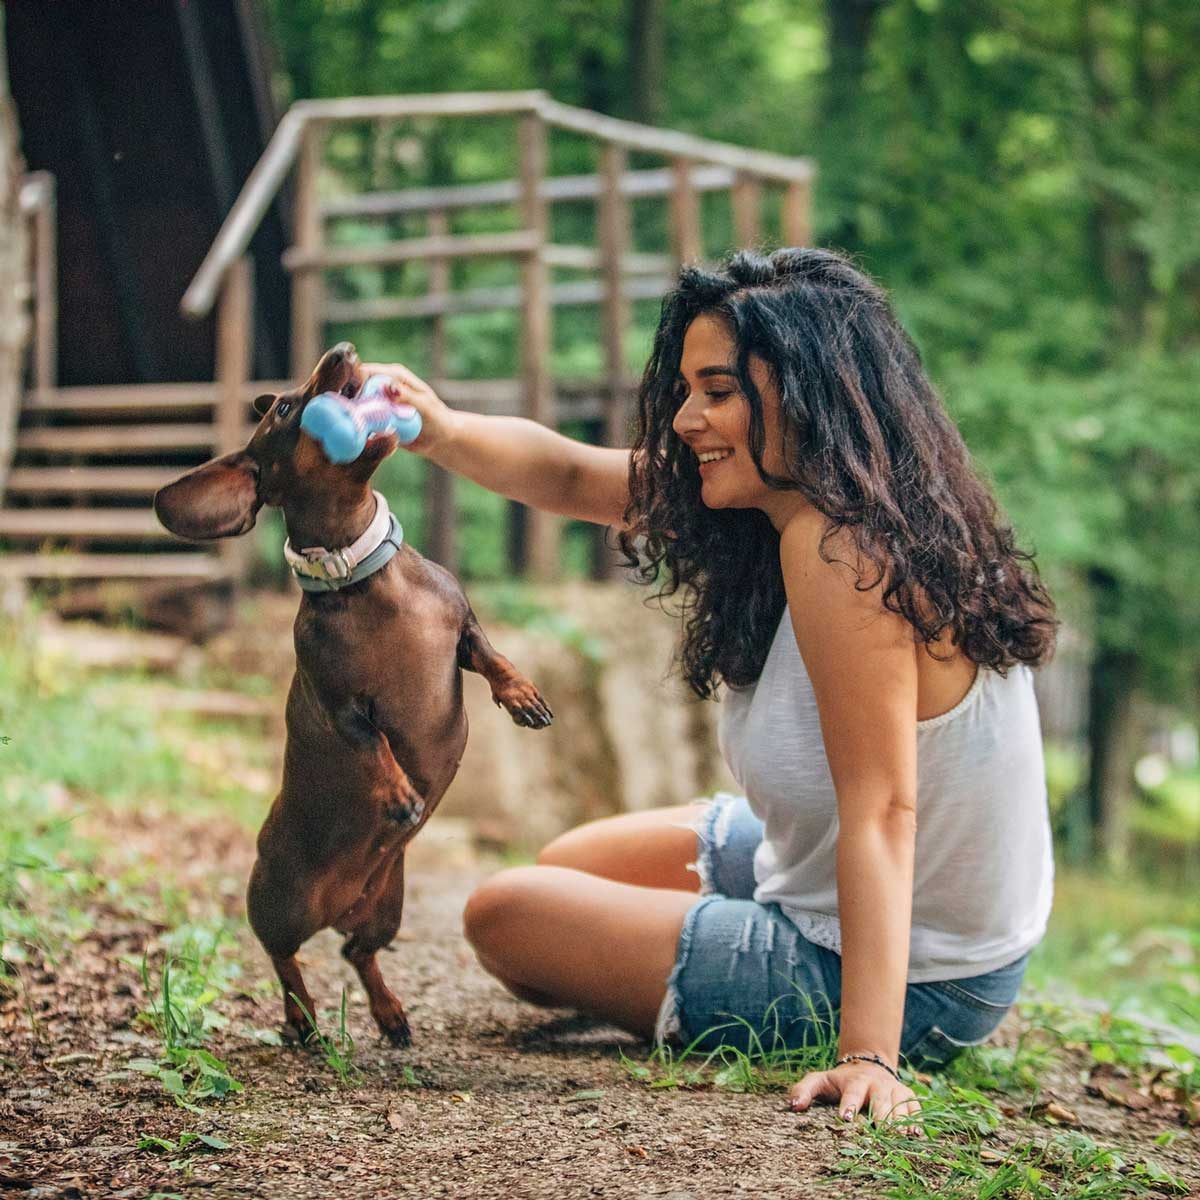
top-left (276, 401), bottom-right (292, 418)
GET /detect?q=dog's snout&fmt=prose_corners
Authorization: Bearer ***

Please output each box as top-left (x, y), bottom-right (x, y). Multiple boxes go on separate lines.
top-left (306, 343), bottom-right (361, 400)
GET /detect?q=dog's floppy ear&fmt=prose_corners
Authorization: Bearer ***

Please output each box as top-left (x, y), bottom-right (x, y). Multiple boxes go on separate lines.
top-left (154, 451), bottom-right (262, 540)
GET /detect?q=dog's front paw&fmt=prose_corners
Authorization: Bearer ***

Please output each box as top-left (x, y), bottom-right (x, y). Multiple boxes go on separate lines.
top-left (493, 679), bottom-right (553, 729)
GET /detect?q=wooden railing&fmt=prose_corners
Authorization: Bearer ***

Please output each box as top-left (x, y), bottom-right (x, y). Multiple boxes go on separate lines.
top-left (182, 91), bottom-right (815, 580)
top-left (0, 172), bottom-right (52, 500)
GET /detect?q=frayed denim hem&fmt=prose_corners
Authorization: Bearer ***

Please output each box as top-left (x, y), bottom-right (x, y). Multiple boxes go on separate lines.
top-left (676, 792), bottom-right (742, 898)
top-left (653, 894), bottom-right (722, 1048)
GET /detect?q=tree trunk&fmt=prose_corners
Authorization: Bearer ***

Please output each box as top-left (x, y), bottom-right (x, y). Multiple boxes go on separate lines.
top-left (822, 0), bottom-right (889, 125)
top-left (625, 0), bottom-right (665, 125)
top-left (1084, 566), bottom-right (1142, 871)
top-left (816, 0), bottom-right (890, 251)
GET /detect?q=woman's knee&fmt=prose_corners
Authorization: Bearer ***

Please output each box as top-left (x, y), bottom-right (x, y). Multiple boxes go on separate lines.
top-left (462, 866), bottom-right (545, 951)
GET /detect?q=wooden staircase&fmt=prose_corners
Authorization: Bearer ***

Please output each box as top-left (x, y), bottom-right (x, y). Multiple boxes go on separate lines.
top-left (0, 382), bottom-right (272, 583)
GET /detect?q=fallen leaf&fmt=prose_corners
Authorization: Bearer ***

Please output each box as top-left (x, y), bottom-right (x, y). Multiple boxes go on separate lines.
top-left (625, 1145), bottom-right (648, 1158)
top-left (1037, 1101), bottom-right (1081, 1126)
top-left (386, 1110), bottom-right (404, 1132)
top-left (1088, 1066), bottom-right (1153, 1111)
top-left (1097, 1080), bottom-right (1152, 1110)
top-left (450, 1092), bottom-right (472, 1104)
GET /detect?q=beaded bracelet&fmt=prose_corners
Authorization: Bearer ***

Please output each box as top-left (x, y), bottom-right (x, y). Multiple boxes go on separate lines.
top-left (835, 1052), bottom-right (902, 1083)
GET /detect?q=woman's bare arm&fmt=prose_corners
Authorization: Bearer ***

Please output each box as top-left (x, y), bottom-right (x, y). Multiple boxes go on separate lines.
top-left (780, 511), bottom-right (921, 1126)
top-left (365, 361), bottom-right (631, 527)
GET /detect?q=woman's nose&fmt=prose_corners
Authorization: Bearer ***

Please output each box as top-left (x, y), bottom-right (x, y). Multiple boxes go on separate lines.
top-left (672, 391), bottom-right (705, 438)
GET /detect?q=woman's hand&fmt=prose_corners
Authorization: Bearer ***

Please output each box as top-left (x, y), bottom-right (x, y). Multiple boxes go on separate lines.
top-left (789, 1060), bottom-right (921, 1134)
top-left (362, 361), bottom-right (458, 455)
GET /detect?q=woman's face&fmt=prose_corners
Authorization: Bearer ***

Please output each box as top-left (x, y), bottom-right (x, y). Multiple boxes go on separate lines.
top-left (671, 314), bottom-right (803, 529)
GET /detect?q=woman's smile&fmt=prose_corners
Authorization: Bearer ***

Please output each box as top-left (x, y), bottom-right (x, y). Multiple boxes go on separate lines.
top-left (697, 448), bottom-right (735, 471)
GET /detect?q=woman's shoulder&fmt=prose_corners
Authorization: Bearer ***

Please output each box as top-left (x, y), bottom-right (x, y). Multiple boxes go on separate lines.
top-left (778, 511), bottom-right (891, 624)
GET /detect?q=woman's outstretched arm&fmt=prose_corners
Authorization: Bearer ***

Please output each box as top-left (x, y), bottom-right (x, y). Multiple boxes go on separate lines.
top-left (779, 510), bottom-right (921, 1128)
top-left (365, 361), bottom-right (632, 527)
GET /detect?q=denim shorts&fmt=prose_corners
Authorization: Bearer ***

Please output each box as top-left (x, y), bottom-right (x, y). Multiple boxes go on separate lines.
top-left (655, 795), bottom-right (1030, 1072)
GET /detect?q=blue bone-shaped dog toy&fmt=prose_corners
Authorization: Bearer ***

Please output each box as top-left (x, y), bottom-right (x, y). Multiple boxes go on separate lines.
top-left (300, 374), bottom-right (422, 464)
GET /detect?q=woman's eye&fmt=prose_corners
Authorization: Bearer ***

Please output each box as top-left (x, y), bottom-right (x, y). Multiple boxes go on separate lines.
top-left (705, 390), bottom-right (733, 402)
top-left (276, 401), bottom-right (292, 418)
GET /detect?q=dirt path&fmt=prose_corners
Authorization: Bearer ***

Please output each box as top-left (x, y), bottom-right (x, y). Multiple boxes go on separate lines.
top-left (2, 810), bottom-right (1197, 1199)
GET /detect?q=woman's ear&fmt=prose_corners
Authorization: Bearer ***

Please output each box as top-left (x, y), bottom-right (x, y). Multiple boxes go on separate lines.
top-left (154, 451), bottom-right (262, 541)
top-left (253, 393), bottom-right (276, 417)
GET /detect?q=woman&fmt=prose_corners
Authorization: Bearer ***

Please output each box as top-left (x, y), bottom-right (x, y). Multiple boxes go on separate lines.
top-left (369, 247), bottom-right (1056, 1128)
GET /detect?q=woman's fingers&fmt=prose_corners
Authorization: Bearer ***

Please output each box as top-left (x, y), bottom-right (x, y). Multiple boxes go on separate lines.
top-left (361, 361), bottom-right (453, 451)
top-left (791, 1068), bottom-right (923, 1138)
top-left (363, 360), bottom-right (428, 391)
top-left (837, 1076), bottom-right (872, 1121)
top-left (869, 1085), bottom-right (919, 1124)
top-left (788, 1070), bottom-right (839, 1111)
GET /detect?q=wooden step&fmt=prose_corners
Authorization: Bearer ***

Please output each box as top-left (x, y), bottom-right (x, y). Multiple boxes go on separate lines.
top-left (0, 552), bottom-right (227, 580)
top-left (0, 508), bottom-right (174, 540)
top-left (24, 381), bottom-right (288, 416)
top-left (5, 466), bottom-right (183, 495)
top-left (15, 423), bottom-right (254, 455)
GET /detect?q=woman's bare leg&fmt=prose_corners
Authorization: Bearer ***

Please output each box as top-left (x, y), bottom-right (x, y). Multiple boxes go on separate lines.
top-left (536, 802), bottom-right (709, 891)
top-left (462, 865), bottom-right (695, 1037)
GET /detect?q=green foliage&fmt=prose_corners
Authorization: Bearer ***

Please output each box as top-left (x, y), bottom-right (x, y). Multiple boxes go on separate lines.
top-left (129, 920), bottom-right (245, 1112)
top-left (0, 795), bottom-right (97, 986)
top-left (290, 988), bottom-right (362, 1086)
top-left (136, 923), bottom-right (242, 1050)
top-left (0, 618), bottom-right (267, 821)
top-left (128, 1049), bottom-right (243, 1114)
top-left (830, 1121), bottom-right (1190, 1199)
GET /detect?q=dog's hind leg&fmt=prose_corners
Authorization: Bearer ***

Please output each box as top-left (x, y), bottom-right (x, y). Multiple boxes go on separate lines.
top-left (456, 611), bottom-right (553, 728)
top-left (247, 859), bottom-right (322, 1044)
top-left (342, 851), bottom-right (412, 1047)
top-left (272, 954), bottom-right (320, 1045)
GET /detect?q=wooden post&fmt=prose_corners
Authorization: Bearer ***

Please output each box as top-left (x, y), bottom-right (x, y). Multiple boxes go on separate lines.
top-left (594, 141), bottom-right (631, 579)
top-left (782, 177), bottom-right (812, 248)
top-left (517, 111), bottom-right (558, 581)
top-left (290, 119), bottom-right (324, 379)
top-left (217, 257), bottom-right (253, 575)
top-left (731, 172), bottom-right (761, 252)
top-left (670, 156), bottom-right (701, 267)
top-left (425, 208), bottom-right (457, 572)
top-left (31, 173), bottom-right (57, 391)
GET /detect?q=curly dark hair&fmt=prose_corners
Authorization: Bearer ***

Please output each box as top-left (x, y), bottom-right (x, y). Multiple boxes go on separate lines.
top-left (617, 247), bottom-right (1057, 700)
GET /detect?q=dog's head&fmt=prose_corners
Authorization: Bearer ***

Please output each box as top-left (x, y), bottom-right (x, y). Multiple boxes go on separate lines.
top-left (154, 342), bottom-right (400, 540)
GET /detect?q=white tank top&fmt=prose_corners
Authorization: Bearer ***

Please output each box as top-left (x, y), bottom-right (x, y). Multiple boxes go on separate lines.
top-left (718, 607), bottom-right (1054, 982)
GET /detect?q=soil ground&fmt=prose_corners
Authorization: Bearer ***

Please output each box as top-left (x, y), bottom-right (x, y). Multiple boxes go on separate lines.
top-left (2, 804), bottom-right (1197, 1200)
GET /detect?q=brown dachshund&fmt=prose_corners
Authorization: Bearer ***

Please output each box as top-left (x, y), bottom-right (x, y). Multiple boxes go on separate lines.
top-left (154, 343), bottom-right (552, 1046)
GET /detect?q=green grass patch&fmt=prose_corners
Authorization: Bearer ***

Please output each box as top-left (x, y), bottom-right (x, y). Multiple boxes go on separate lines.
top-left (124, 918), bottom-right (245, 1112)
top-left (291, 987), bottom-right (362, 1086)
top-left (0, 614), bottom-right (271, 832)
